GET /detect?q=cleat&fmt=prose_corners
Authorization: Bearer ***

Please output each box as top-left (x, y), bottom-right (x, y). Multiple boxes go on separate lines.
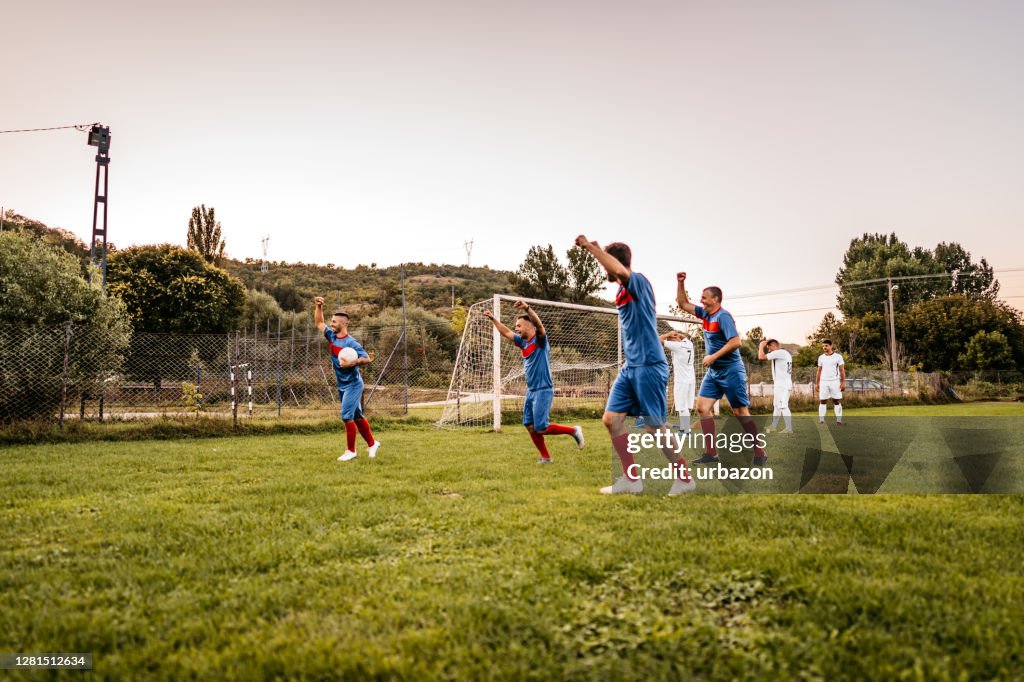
top-left (537, 457), bottom-right (553, 464)
top-left (571, 426), bottom-right (585, 449)
top-left (818, 420), bottom-right (826, 425)
top-left (753, 455), bottom-right (768, 468)
top-left (668, 477), bottom-right (697, 496)
top-left (693, 453), bottom-right (720, 465)
top-left (782, 429), bottom-right (794, 434)
top-left (600, 476), bottom-right (643, 495)
top-left (337, 450), bottom-right (357, 462)
top-left (367, 441), bottom-right (381, 458)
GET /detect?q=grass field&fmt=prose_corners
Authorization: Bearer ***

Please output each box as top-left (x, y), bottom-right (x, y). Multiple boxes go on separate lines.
top-left (2, 404), bottom-right (1022, 680)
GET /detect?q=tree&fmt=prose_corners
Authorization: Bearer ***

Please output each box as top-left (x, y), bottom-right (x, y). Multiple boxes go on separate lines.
top-left (933, 242), bottom-right (999, 300)
top-left (241, 289), bottom-right (285, 331)
top-left (897, 295), bottom-right (1024, 371)
top-left (0, 230), bottom-right (132, 421)
top-left (187, 204), bottom-right (226, 265)
top-left (957, 330), bottom-right (1015, 370)
top-left (450, 298), bottom-right (468, 335)
top-left (564, 247), bottom-right (605, 303)
top-left (793, 345), bottom-right (820, 368)
top-left (835, 233), bottom-right (944, 318)
top-left (509, 245), bottom-right (568, 301)
top-left (810, 312), bottom-right (843, 345)
top-left (108, 244), bottom-right (246, 334)
top-left (836, 233), bottom-right (1001, 318)
top-left (740, 327), bottom-right (764, 364)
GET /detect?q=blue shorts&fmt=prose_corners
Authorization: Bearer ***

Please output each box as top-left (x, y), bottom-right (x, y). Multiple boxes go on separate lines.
top-left (523, 388), bottom-right (554, 431)
top-left (338, 382), bottom-right (365, 421)
top-left (606, 363), bottom-right (669, 424)
top-left (698, 365), bottom-right (750, 408)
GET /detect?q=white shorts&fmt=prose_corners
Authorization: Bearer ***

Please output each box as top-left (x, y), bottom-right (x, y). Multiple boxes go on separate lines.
top-left (819, 381), bottom-right (843, 400)
top-left (773, 387), bottom-right (791, 409)
top-left (674, 381), bottom-right (695, 412)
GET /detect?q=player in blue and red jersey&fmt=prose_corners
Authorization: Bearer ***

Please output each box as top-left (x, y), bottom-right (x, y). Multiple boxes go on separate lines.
top-left (674, 273), bottom-right (767, 466)
top-left (315, 296), bottom-right (380, 462)
top-left (484, 299), bottom-right (584, 463)
top-left (574, 235), bottom-right (695, 495)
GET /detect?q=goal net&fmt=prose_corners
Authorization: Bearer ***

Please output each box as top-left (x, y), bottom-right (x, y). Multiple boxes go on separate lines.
top-left (437, 295), bottom-right (703, 429)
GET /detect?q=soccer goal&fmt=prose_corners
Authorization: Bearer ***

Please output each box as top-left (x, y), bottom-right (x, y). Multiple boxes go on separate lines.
top-left (437, 295), bottom-right (703, 430)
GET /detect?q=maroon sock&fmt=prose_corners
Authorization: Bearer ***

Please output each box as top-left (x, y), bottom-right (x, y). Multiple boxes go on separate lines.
top-left (344, 420), bottom-right (357, 451)
top-left (545, 423), bottom-right (575, 436)
top-left (611, 433), bottom-right (638, 479)
top-left (529, 432), bottom-right (551, 459)
top-left (700, 417), bottom-right (718, 456)
top-left (355, 417), bottom-right (375, 446)
top-left (740, 417), bottom-right (766, 457)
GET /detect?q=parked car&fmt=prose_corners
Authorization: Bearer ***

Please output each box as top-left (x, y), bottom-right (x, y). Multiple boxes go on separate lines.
top-left (846, 378), bottom-right (887, 392)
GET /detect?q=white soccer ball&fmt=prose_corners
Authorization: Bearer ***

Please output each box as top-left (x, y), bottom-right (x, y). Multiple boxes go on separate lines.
top-left (338, 347), bottom-right (358, 363)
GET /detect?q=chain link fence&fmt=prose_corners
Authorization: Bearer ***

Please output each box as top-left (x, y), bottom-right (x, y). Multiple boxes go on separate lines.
top-left (2, 321), bottom-right (1020, 427)
top-left (1, 320), bottom-right (461, 425)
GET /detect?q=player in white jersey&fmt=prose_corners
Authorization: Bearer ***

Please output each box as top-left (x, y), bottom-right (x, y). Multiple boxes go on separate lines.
top-left (661, 330), bottom-right (696, 432)
top-left (758, 338), bottom-right (793, 433)
top-left (815, 339), bottom-right (846, 425)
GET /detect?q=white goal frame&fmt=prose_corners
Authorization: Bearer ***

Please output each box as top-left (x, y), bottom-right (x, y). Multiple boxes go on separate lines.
top-left (438, 294), bottom-right (701, 431)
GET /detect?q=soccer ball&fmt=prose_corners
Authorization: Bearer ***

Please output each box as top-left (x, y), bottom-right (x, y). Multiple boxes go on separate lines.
top-left (337, 347), bottom-right (358, 363)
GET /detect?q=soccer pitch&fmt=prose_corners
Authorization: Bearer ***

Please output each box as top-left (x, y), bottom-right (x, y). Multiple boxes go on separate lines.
top-left (2, 405), bottom-right (1022, 680)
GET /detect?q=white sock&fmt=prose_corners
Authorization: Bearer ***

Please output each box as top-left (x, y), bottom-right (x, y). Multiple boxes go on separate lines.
top-left (782, 408), bottom-right (792, 431)
top-left (834, 404), bottom-right (843, 421)
top-left (770, 408), bottom-right (781, 430)
top-left (679, 409), bottom-right (690, 430)
top-left (819, 404), bottom-right (827, 420)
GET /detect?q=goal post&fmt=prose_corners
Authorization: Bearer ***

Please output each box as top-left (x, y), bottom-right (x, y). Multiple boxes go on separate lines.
top-left (437, 294), bottom-right (703, 430)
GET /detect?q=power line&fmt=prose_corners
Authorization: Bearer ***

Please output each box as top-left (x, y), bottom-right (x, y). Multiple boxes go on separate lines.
top-left (0, 122), bottom-right (98, 134)
top-left (727, 268), bottom-right (1024, 301)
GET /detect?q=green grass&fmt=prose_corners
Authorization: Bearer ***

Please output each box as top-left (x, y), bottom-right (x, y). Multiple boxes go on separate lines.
top-left (2, 407), bottom-right (1023, 680)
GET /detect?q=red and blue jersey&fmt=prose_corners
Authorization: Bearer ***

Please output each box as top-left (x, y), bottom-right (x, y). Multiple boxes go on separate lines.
top-left (324, 328), bottom-right (368, 387)
top-left (513, 332), bottom-right (552, 391)
top-left (616, 272), bottom-right (667, 368)
top-left (693, 305), bottom-right (742, 371)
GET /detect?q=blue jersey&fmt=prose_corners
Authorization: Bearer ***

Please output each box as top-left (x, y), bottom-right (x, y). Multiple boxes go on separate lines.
top-left (615, 272), bottom-right (667, 368)
top-left (324, 328), bottom-right (368, 387)
top-left (693, 305), bottom-right (742, 371)
top-left (513, 332), bottom-right (552, 390)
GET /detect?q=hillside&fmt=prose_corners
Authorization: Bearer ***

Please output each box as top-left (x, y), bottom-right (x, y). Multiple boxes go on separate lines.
top-left (225, 259), bottom-right (516, 315)
top-left (2, 211), bottom-right (517, 316)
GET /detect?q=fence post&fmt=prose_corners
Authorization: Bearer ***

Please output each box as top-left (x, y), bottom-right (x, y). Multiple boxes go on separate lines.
top-left (59, 322), bottom-right (72, 428)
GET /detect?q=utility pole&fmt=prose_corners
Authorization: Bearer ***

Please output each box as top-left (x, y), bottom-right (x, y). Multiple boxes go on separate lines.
top-left (887, 278), bottom-right (899, 385)
top-left (87, 125), bottom-right (111, 289)
top-left (464, 240), bottom-right (474, 267)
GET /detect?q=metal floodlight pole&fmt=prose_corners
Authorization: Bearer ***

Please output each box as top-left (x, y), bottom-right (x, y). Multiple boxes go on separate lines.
top-left (87, 125), bottom-right (111, 289)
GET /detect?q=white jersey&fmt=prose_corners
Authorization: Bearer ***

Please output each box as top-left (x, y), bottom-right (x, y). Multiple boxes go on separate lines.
top-left (817, 352), bottom-right (845, 382)
top-left (766, 349), bottom-right (793, 389)
top-left (664, 339), bottom-right (696, 383)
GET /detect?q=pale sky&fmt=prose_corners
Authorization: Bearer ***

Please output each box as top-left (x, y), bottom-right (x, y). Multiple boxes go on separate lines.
top-left (3, 0), bottom-right (1022, 342)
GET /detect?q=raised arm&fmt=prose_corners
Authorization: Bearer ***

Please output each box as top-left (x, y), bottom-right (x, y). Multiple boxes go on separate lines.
top-left (512, 300), bottom-right (545, 338)
top-left (314, 296), bottom-right (327, 333)
top-left (483, 309), bottom-right (516, 341)
top-left (574, 234), bottom-right (630, 285)
top-left (675, 272), bottom-right (697, 317)
top-left (757, 339), bottom-right (768, 361)
top-left (702, 336), bottom-right (743, 368)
